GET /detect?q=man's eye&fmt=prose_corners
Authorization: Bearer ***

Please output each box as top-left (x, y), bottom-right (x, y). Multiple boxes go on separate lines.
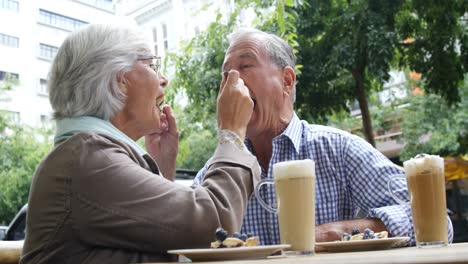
top-left (239, 64), bottom-right (252, 70)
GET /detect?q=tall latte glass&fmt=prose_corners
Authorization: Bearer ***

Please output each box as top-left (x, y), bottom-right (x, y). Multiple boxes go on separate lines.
top-left (404, 154), bottom-right (448, 248)
top-left (255, 159), bottom-right (315, 255)
top-left (388, 154), bottom-right (448, 247)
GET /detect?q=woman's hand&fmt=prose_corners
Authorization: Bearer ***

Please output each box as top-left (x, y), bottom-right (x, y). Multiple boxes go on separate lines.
top-left (145, 105), bottom-right (179, 181)
top-left (217, 70), bottom-right (254, 140)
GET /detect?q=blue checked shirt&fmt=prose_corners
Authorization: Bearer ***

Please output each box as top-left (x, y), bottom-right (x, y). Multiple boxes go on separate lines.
top-left (194, 113), bottom-right (453, 246)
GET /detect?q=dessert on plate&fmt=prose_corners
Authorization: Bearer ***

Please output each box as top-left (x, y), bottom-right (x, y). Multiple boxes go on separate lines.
top-left (341, 228), bottom-right (389, 241)
top-left (210, 227), bottom-right (260, 248)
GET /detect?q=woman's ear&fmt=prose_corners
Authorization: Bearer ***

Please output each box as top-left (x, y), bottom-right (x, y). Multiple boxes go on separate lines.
top-left (118, 81), bottom-right (127, 93)
top-left (282, 66), bottom-right (296, 97)
top-left (117, 75), bottom-right (128, 94)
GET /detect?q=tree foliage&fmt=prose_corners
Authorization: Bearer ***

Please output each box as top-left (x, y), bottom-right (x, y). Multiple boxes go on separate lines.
top-left (395, 0), bottom-right (467, 105)
top-left (328, 71), bottom-right (468, 162)
top-left (400, 74), bottom-right (468, 160)
top-left (0, 79), bottom-right (53, 224)
top-left (293, 0), bottom-right (466, 146)
top-left (165, 10), bottom-right (234, 170)
top-left (294, 0), bottom-right (406, 146)
top-left (165, 1), bottom-right (303, 170)
top-left (0, 124), bottom-right (52, 224)
top-left (166, 0), bottom-right (466, 168)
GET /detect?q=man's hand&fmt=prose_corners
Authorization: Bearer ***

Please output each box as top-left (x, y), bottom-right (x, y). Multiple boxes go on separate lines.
top-left (315, 218), bottom-right (387, 252)
top-left (145, 105), bottom-right (179, 180)
top-left (217, 70), bottom-right (253, 140)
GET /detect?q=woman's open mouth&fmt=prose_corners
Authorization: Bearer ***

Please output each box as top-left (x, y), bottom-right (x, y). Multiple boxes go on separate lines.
top-left (155, 97), bottom-right (165, 112)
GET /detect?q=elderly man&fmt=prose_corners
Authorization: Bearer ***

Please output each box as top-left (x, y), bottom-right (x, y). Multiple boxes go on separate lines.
top-left (194, 28), bottom-right (453, 246)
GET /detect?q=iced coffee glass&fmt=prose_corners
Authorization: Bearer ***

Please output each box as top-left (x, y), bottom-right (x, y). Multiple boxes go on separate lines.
top-left (389, 154), bottom-right (448, 248)
top-left (254, 159), bottom-right (315, 255)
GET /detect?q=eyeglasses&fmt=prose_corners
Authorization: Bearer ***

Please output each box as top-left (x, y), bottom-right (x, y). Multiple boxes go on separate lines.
top-left (137, 55), bottom-right (161, 73)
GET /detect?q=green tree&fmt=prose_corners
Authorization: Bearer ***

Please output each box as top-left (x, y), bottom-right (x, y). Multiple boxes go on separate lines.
top-left (0, 78), bottom-right (53, 224)
top-left (327, 71), bottom-right (468, 162)
top-left (294, 0), bottom-right (466, 146)
top-left (400, 74), bottom-right (468, 160)
top-left (165, 13), bottom-right (230, 170)
top-left (167, 0), bottom-right (466, 168)
top-left (166, 1), bottom-right (298, 170)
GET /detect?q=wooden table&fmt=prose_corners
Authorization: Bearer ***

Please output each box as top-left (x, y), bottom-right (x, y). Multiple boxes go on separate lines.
top-left (3, 241), bottom-right (467, 263)
top-left (0, 240), bottom-right (23, 264)
top-left (145, 242), bottom-right (468, 264)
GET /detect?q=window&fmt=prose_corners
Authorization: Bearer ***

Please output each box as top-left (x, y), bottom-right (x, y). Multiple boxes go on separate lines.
top-left (75, 0), bottom-right (113, 11)
top-left (162, 23), bottom-right (168, 50)
top-left (37, 78), bottom-right (48, 95)
top-left (0, 70), bottom-right (19, 82)
top-left (152, 27), bottom-right (159, 55)
top-left (39, 43), bottom-right (58, 60)
top-left (0, 0), bottom-right (18, 12)
top-left (152, 27), bottom-right (158, 42)
top-left (2, 110), bottom-right (20, 123)
top-left (38, 9), bottom-right (88, 32)
top-left (40, 114), bottom-right (52, 123)
top-left (0, 33), bottom-right (19, 48)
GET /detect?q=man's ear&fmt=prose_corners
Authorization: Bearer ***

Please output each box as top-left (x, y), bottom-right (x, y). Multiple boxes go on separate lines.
top-left (282, 66), bottom-right (296, 97)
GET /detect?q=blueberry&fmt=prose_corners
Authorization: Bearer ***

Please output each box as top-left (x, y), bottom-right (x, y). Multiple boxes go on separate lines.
top-left (247, 232), bottom-right (254, 238)
top-left (351, 228), bottom-right (360, 235)
top-left (239, 233), bottom-right (248, 241)
top-left (232, 232), bottom-right (241, 239)
top-left (215, 227), bottom-right (228, 241)
top-left (342, 232), bottom-right (351, 241)
top-left (362, 229), bottom-right (375, 240)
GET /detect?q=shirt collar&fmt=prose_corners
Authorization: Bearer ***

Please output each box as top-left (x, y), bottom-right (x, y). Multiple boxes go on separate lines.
top-left (245, 112), bottom-right (303, 155)
top-left (275, 112), bottom-right (303, 154)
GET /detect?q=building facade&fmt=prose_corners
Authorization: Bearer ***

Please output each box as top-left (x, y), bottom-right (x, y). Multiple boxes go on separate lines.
top-left (115, 0), bottom-right (233, 60)
top-left (0, 0), bottom-right (235, 127)
top-left (0, 0), bottom-right (116, 126)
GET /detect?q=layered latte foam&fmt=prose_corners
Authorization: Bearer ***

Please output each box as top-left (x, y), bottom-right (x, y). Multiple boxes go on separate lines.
top-left (273, 159), bottom-right (315, 180)
top-left (404, 154), bottom-right (444, 176)
top-left (273, 159), bottom-right (315, 253)
top-left (403, 154), bottom-right (448, 247)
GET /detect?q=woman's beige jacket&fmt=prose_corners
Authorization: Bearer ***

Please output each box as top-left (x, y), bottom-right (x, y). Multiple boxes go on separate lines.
top-left (20, 132), bottom-right (260, 264)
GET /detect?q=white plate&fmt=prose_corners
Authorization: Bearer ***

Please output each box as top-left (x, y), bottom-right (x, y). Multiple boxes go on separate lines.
top-left (167, 244), bottom-right (291, 261)
top-left (316, 237), bottom-right (410, 252)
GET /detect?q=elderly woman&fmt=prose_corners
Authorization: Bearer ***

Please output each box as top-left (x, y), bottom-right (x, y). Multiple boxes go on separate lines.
top-left (20, 24), bottom-right (259, 264)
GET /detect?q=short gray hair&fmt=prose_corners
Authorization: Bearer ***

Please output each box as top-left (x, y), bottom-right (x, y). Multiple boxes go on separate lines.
top-left (228, 28), bottom-right (296, 102)
top-left (48, 24), bottom-right (151, 120)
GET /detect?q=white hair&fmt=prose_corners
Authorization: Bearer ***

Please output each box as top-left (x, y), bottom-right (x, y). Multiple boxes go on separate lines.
top-left (228, 28), bottom-right (297, 102)
top-left (48, 24), bottom-right (151, 120)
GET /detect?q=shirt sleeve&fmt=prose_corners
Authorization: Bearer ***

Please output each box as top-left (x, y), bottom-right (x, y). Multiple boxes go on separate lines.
top-left (343, 136), bottom-right (453, 246)
top-left (194, 163), bottom-right (209, 185)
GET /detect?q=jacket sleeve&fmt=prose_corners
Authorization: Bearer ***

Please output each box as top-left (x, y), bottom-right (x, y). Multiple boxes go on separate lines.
top-left (71, 133), bottom-right (260, 253)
